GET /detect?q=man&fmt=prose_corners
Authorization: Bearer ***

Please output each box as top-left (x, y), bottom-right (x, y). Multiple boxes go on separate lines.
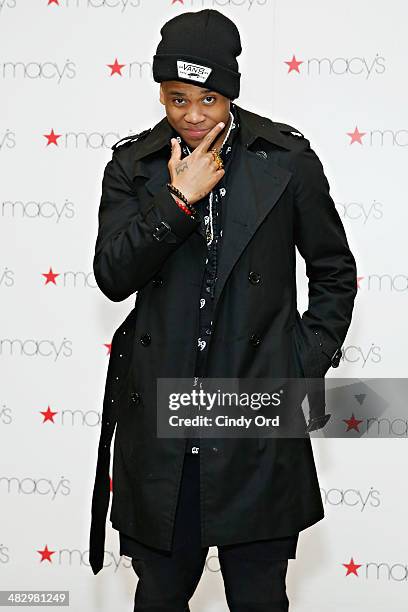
top-left (89, 9), bottom-right (357, 611)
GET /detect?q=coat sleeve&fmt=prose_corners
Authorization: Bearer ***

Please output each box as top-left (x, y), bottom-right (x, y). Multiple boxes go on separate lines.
top-left (93, 150), bottom-right (201, 302)
top-left (293, 139), bottom-right (357, 375)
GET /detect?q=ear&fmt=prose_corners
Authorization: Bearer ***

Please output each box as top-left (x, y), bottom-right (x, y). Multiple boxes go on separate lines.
top-left (159, 83), bottom-right (164, 105)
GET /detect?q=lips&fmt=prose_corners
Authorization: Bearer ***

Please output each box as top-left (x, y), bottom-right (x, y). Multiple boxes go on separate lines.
top-left (185, 128), bottom-right (210, 139)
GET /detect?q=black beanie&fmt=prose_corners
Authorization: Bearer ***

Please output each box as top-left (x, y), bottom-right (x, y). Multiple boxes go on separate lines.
top-left (152, 9), bottom-right (242, 100)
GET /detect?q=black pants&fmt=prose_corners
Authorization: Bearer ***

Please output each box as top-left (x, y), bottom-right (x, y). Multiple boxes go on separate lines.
top-left (129, 453), bottom-right (296, 611)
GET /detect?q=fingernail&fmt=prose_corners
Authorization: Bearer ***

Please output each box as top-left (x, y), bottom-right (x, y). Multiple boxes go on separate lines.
top-left (219, 122), bottom-right (225, 128)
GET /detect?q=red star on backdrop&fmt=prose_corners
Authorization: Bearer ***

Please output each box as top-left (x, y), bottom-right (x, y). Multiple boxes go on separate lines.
top-left (342, 557), bottom-right (362, 576)
top-left (343, 413), bottom-right (364, 432)
top-left (40, 406), bottom-right (58, 423)
top-left (48, 0), bottom-right (59, 5)
top-left (356, 276), bottom-right (364, 289)
top-left (44, 129), bottom-right (61, 146)
top-left (104, 343), bottom-right (112, 355)
top-left (172, 0), bottom-right (184, 4)
top-left (347, 126), bottom-right (366, 145)
top-left (107, 58), bottom-right (126, 76)
top-left (37, 545), bottom-right (56, 563)
top-left (42, 267), bottom-right (60, 285)
top-left (284, 54), bottom-right (303, 73)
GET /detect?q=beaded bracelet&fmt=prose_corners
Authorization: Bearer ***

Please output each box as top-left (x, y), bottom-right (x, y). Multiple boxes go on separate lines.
top-left (173, 197), bottom-right (192, 216)
top-left (166, 183), bottom-right (195, 214)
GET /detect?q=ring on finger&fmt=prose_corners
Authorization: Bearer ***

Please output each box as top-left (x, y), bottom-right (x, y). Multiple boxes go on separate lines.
top-left (211, 148), bottom-right (223, 170)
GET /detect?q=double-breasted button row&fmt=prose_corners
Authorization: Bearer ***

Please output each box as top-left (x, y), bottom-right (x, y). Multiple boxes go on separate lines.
top-left (249, 333), bottom-right (261, 346)
top-left (248, 271), bottom-right (261, 284)
top-left (130, 391), bottom-right (141, 404)
top-left (140, 333), bottom-right (151, 346)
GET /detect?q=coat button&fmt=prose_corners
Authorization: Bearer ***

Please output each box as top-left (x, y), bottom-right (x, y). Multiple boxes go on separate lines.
top-left (131, 391), bottom-right (141, 404)
top-left (140, 333), bottom-right (151, 346)
top-left (249, 333), bottom-right (261, 346)
top-left (331, 347), bottom-right (342, 368)
top-left (212, 446), bottom-right (218, 452)
top-left (248, 271), bottom-right (261, 284)
top-left (152, 276), bottom-right (163, 288)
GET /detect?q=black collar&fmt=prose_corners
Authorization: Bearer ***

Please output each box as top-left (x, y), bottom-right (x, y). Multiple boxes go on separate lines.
top-left (132, 103), bottom-right (292, 163)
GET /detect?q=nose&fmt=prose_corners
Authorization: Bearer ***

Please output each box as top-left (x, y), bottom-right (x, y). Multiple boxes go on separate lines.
top-left (184, 109), bottom-right (206, 125)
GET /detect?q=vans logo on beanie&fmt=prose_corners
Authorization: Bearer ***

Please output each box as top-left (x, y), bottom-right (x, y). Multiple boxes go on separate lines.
top-left (177, 60), bottom-right (212, 83)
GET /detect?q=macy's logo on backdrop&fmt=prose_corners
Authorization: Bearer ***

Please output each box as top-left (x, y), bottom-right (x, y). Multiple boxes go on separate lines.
top-left (0, 61), bottom-right (76, 83)
top-left (0, 545), bottom-right (10, 564)
top-left (341, 344), bottom-right (381, 367)
top-left (340, 414), bottom-right (408, 437)
top-left (37, 545), bottom-right (130, 571)
top-left (357, 274), bottom-right (408, 291)
top-left (346, 126), bottom-right (408, 146)
top-left (170, 0), bottom-right (268, 9)
top-left (39, 405), bottom-right (102, 427)
top-left (0, 0), bottom-right (15, 12)
top-left (0, 339), bottom-right (72, 359)
top-left (324, 344), bottom-right (381, 368)
top-left (285, 53), bottom-right (385, 79)
top-left (47, 0), bottom-right (141, 11)
top-left (106, 58), bottom-right (152, 77)
top-left (41, 267), bottom-right (97, 288)
top-left (0, 476), bottom-right (71, 499)
top-left (335, 200), bottom-right (383, 224)
top-left (342, 557), bottom-right (408, 581)
top-left (0, 130), bottom-right (15, 150)
top-left (42, 129), bottom-right (121, 148)
top-left (1, 265), bottom-right (91, 288)
top-left (0, 405), bottom-right (12, 424)
top-left (0, 199), bottom-right (75, 223)
top-left (320, 487), bottom-right (380, 511)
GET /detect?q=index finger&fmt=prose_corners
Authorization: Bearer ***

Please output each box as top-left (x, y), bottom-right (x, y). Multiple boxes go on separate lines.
top-left (195, 122), bottom-right (225, 154)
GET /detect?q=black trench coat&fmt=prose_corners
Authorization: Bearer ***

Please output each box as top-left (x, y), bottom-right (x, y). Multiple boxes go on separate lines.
top-left (89, 104), bottom-right (357, 574)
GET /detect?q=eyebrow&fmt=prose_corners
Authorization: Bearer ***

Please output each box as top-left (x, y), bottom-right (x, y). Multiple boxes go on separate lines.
top-left (167, 88), bottom-right (215, 95)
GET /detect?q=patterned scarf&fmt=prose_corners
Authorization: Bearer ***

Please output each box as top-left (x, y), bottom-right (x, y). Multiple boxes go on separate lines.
top-left (172, 102), bottom-right (240, 298)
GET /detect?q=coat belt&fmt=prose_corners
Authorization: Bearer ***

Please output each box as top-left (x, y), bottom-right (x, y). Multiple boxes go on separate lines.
top-left (89, 308), bottom-right (137, 575)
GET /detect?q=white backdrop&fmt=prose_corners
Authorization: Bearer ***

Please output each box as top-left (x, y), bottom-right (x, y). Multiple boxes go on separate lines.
top-left (1, 1), bottom-right (408, 610)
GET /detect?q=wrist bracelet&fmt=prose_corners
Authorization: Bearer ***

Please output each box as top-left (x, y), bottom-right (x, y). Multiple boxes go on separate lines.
top-left (166, 183), bottom-right (195, 214)
top-left (174, 197), bottom-right (192, 216)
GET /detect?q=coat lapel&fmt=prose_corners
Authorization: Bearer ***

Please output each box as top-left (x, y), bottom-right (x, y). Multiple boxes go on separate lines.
top-left (131, 104), bottom-right (293, 313)
top-left (212, 143), bottom-right (292, 314)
